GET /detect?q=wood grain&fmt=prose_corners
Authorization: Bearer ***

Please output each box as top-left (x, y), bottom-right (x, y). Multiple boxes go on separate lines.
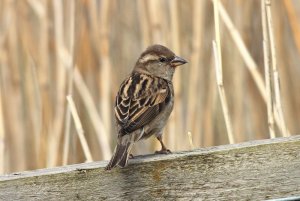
top-left (1, 135), bottom-right (300, 200)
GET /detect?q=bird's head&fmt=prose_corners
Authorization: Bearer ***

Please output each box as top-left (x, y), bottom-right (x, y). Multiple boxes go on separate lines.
top-left (133, 44), bottom-right (187, 81)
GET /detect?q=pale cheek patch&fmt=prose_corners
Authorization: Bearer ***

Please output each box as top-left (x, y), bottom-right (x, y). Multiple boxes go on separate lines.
top-left (139, 54), bottom-right (159, 63)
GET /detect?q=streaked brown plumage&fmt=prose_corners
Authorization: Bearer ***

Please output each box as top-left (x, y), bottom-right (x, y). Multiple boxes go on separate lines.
top-left (105, 44), bottom-right (187, 170)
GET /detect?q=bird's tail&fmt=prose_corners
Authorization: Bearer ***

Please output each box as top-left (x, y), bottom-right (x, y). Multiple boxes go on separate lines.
top-left (105, 142), bottom-right (132, 170)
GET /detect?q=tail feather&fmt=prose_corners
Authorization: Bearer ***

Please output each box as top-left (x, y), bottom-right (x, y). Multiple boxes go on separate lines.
top-left (105, 143), bottom-right (131, 170)
top-left (118, 144), bottom-right (133, 168)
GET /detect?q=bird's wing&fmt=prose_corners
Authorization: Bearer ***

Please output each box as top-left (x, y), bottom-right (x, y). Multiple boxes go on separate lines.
top-left (115, 73), bottom-right (171, 136)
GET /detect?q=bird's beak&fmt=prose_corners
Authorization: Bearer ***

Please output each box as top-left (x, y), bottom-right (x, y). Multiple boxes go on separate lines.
top-left (171, 56), bottom-right (188, 67)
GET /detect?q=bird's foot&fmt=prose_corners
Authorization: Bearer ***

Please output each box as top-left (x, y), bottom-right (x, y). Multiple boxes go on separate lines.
top-left (155, 149), bottom-right (172, 154)
top-left (129, 154), bottom-right (134, 159)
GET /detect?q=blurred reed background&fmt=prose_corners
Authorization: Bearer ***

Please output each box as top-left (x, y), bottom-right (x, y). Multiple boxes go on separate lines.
top-left (0, 0), bottom-right (300, 173)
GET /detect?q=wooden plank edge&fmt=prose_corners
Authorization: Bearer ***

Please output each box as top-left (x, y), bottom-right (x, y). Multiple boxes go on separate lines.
top-left (1, 135), bottom-right (299, 182)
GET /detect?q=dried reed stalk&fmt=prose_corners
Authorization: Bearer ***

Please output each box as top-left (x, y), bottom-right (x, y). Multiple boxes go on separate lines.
top-left (264, 0), bottom-right (289, 137)
top-left (28, 54), bottom-right (43, 165)
top-left (187, 132), bottom-right (194, 149)
top-left (0, 79), bottom-right (5, 174)
top-left (62, 87), bottom-right (72, 164)
top-left (213, 0), bottom-right (222, 75)
top-left (213, 41), bottom-right (234, 144)
top-left (0, 12), bottom-right (5, 172)
top-left (187, 0), bottom-right (205, 147)
top-left (66, 95), bottom-right (93, 162)
top-left (0, 2), bottom-right (9, 173)
top-left (213, 0), bottom-right (234, 144)
top-left (29, 0), bottom-right (49, 169)
top-left (63, 0), bottom-right (76, 166)
top-left (48, 0), bottom-right (67, 167)
top-left (7, 1), bottom-right (27, 171)
top-left (261, 0), bottom-right (276, 138)
top-left (99, 0), bottom-right (112, 146)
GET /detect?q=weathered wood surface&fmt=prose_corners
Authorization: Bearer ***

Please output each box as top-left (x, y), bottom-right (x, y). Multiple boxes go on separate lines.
top-left (1, 135), bottom-right (300, 200)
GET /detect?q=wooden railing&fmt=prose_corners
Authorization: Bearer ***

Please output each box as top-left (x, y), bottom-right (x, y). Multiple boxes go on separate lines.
top-left (1, 135), bottom-right (300, 200)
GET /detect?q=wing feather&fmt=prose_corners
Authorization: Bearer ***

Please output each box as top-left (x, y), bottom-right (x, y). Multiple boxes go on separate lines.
top-left (115, 73), bottom-right (171, 136)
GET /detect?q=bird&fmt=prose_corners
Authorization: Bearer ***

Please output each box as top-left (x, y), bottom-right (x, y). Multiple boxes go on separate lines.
top-left (105, 44), bottom-right (187, 170)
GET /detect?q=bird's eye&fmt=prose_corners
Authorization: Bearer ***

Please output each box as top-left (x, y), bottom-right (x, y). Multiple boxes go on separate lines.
top-left (159, 57), bottom-right (167, 63)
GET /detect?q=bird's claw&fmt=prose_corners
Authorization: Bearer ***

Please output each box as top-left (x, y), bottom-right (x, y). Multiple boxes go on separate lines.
top-left (155, 149), bottom-right (172, 154)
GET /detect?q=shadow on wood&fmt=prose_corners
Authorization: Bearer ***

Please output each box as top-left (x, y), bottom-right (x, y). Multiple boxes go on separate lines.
top-left (1, 135), bottom-right (300, 200)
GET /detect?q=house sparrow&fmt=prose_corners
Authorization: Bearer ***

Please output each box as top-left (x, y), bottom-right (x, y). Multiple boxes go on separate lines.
top-left (105, 44), bottom-right (187, 170)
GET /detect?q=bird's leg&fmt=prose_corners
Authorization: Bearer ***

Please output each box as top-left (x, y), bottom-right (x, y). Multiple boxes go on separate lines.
top-left (155, 135), bottom-right (172, 154)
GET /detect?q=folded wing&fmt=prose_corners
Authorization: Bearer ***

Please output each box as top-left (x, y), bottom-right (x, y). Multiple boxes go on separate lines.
top-left (115, 73), bottom-right (171, 136)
